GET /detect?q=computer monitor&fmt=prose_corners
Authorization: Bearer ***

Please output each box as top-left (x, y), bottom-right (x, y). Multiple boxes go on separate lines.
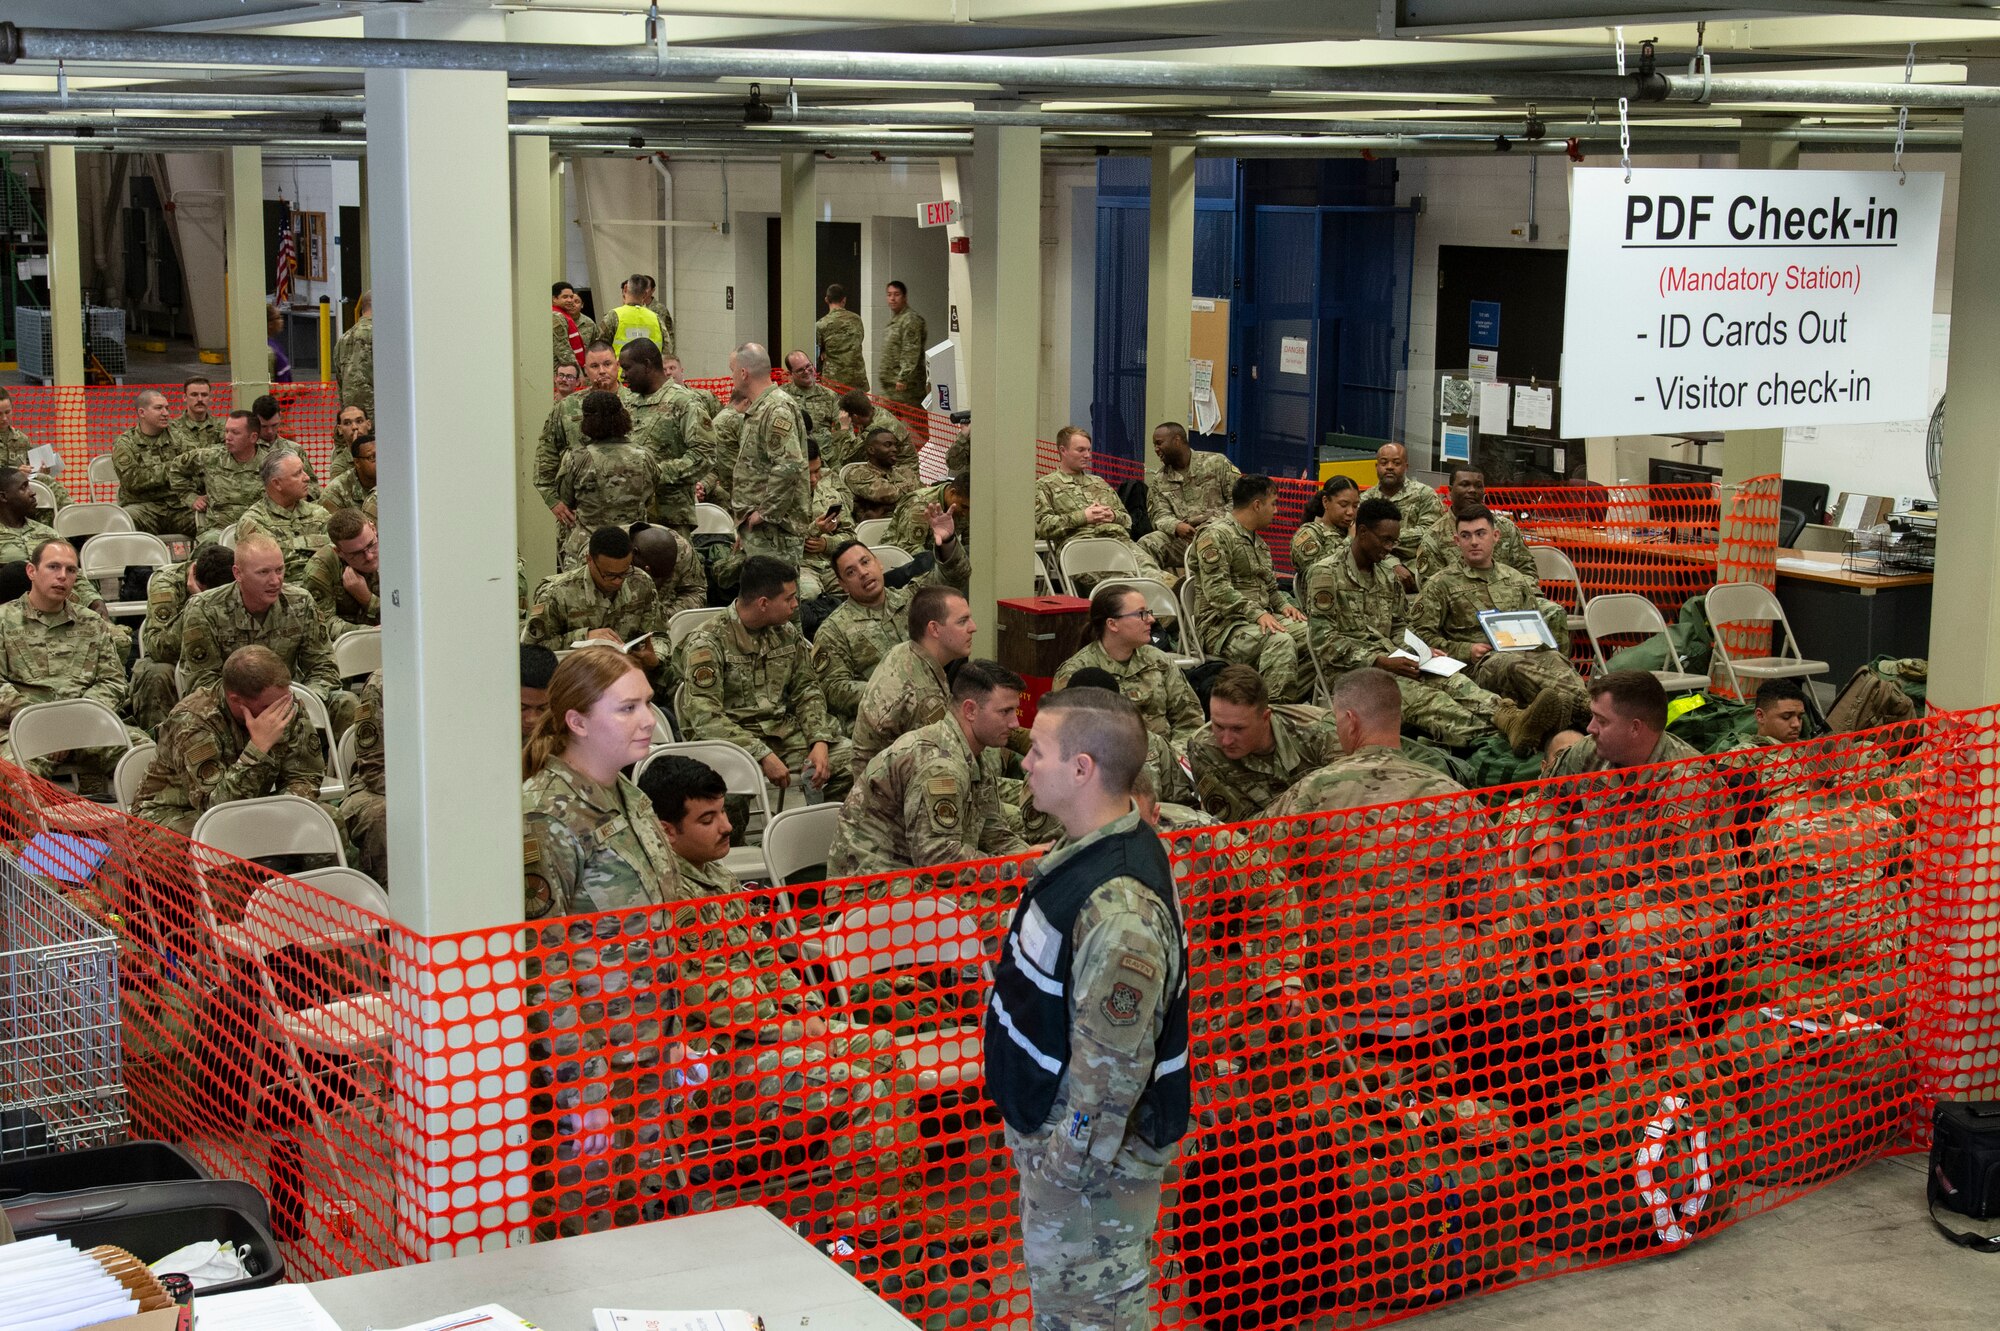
top-left (1647, 458), bottom-right (1722, 487)
top-left (1781, 479), bottom-right (1831, 526)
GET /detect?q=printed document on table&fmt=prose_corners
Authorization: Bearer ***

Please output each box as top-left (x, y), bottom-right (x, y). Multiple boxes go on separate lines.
top-left (594, 1311), bottom-right (765, 1331)
top-left (1389, 630), bottom-right (1467, 677)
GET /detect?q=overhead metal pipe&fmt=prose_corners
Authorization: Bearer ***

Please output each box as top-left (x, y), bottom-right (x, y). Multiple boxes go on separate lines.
top-left (4, 23), bottom-right (1998, 109)
top-left (0, 89), bottom-right (362, 114)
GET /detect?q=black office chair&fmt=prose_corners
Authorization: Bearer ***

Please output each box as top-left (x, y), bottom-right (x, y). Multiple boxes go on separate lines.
top-left (1777, 506), bottom-right (1808, 549)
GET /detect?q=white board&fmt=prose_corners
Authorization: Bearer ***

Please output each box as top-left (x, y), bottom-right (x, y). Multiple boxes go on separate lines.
top-left (1781, 313), bottom-right (1947, 502)
top-left (1560, 168), bottom-right (1944, 436)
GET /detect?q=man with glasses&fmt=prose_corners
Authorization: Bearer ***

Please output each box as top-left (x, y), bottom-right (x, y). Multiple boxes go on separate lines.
top-left (522, 525), bottom-right (666, 694)
top-left (304, 508), bottom-right (380, 638)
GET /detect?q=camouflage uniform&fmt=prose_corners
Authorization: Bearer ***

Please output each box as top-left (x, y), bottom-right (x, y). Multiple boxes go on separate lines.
top-left (132, 683), bottom-right (328, 836)
top-left (0, 598), bottom-right (134, 779)
top-left (1303, 545), bottom-right (1504, 749)
top-left (1414, 510), bottom-right (1536, 582)
top-left (833, 406), bottom-right (917, 474)
top-left (1004, 806), bottom-right (1182, 1331)
top-left (176, 443), bottom-right (270, 541)
top-left (838, 460), bottom-right (920, 520)
top-left (849, 639), bottom-right (950, 779)
top-left (1141, 450), bottom-right (1239, 570)
top-left (320, 468), bottom-right (376, 523)
top-left (1189, 515), bottom-right (1311, 704)
top-left (782, 379), bottom-right (842, 441)
top-left (885, 483), bottom-right (966, 590)
top-left (732, 387), bottom-right (812, 566)
top-left (827, 715), bottom-right (1026, 877)
top-left (946, 424), bottom-right (971, 476)
top-left (650, 529), bottom-right (709, 617)
top-left (1411, 559), bottom-right (1584, 712)
top-left (110, 425), bottom-right (191, 535)
top-left (523, 565), bottom-right (662, 653)
top-left (704, 404), bottom-right (744, 511)
top-left (816, 307), bottom-right (868, 390)
top-left (1035, 469), bottom-right (1172, 589)
top-left (1053, 641), bottom-right (1204, 751)
top-left (1289, 519), bottom-right (1347, 582)
top-left (0, 427), bottom-right (72, 509)
top-left (812, 545), bottom-right (970, 720)
top-left (339, 670), bottom-right (387, 885)
top-left (1264, 744), bottom-right (1482, 1036)
top-left (534, 393), bottom-right (589, 513)
top-left (235, 497), bottom-right (332, 581)
top-left (675, 604), bottom-right (850, 798)
top-left (522, 755), bottom-right (679, 919)
top-left (631, 383), bottom-right (716, 532)
top-left (1359, 481), bottom-right (1447, 564)
top-left (555, 436), bottom-right (660, 570)
top-left (551, 310), bottom-right (584, 372)
top-left (168, 412), bottom-right (223, 458)
top-left (175, 583), bottom-right (356, 733)
top-left (302, 543), bottom-right (380, 639)
top-left (129, 562), bottom-right (193, 730)
top-left (878, 306), bottom-right (930, 413)
top-left (799, 469), bottom-right (856, 591)
top-left (0, 519), bottom-right (103, 612)
top-left (333, 313), bottom-right (374, 418)
top-left (1186, 702), bottom-right (1342, 823)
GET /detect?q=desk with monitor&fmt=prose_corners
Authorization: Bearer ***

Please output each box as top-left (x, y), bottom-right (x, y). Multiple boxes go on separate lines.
top-left (1772, 549), bottom-right (1933, 683)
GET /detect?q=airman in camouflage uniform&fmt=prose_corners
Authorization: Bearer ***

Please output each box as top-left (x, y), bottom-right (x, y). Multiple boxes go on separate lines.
top-left (236, 493), bottom-right (331, 581)
top-left (555, 429), bottom-right (661, 570)
top-left (111, 392), bottom-right (192, 536)
top-left (675, 600), bottom-right (851, 798)
top-left (828, 713), bottom-right (1027, 877)
top-left (800, 461), bottom-right (855, 590)
top-left (179, 440), bottom-right (271, 540)
top-left (303, 542), bottom-right (380, 639)
top-left (128, 558), bottom-right (210, 731)
top-left (1189, 500), bottom-right (1312, 704)
top-left (133, 681), bottom-right (328, 836)
top-left (1415, 508), bottom-right (1535, 581)
top-left (1303, 537), bottom-right (1507, 750)
top-left (814, 534), bottom-right (968, 720)
top-left (176, 580), bottom-right (355, 733)
top-left (833, 401), bottom-right (916, 474)
top-left (1141, 429), bottom-right (1240, 571)
top-left (839, 455), bottom-right (920, 522)
top-left (523, 563), bottom-right (662, 654)
top-left (998, 801), bottom-right (1184, 1331)
top-left (780, 355), bottom-right (843, 441)
top-left (320, 464), bottom-right (376, 524)
top-left (0, 504), bottom-right (102, 613)
top-left (1289, 515), bottom-right (1346, 580)
top-left (733, 369), bottom-right (812, 565)
top-left (631, 526), bottom-right (709, 619)
top-left (168, 389), bottom-right (224, 457)
top-left (339, 670), bottom-right (387, 885)
top-left (884, 481), bottom-right (969, 591)
top-left (1411, 529), bottom-right (1585, 718)
top-left (1053, 640), bottom-right (1204, 751)
top-left (850, 638), bottom-right (952, 779)
top-left (535, 343), bottom-right (622, 518)
top-left (0, 579), bottom-right (134, 779)
top-left (815, 291), bottom-right (868, 390)
top-left (631, 382), bottom-right (715, 533)
top-left (1036, 432), bottom-right (1173, 589)
top-left (0, 408), bottom-right (72, 510)
top-left (522, 755), bottom-right (679, 918)
top-left (878, 288), bottom-right (929, 418)
top-left (1359, 442), bottom-right (1446, 564)
top-left (1187, 700), bottom-right (1343, 824)
top-left (703, 394), bottom-right (746, 511)
top-left (333, 303), bottom-right (374, 418)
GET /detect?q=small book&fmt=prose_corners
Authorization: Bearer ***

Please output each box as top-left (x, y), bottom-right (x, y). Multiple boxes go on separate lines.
top-left (1389, 629), bottom-right (1467, 678)
top-left (593, 1313), bottom-right (764, 1331)
top-left (1478, 609), bottom-right (1558, 653)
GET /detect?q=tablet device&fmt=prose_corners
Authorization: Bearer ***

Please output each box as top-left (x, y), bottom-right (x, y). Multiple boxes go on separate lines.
top-left (17, 831), bottom-right (110, 885)
top-left (1479, 608), bottom-right (1558, 653)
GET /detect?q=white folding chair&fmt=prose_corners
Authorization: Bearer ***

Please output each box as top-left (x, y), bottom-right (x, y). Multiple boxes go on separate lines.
top-left (1583, 593), bottom-right (1711, 694)
top-left (1704, 581), bottom-right (1830, 698)
top-left (1178, 576), bottom-right (1214, 662)
top-left (667, 606), bottom-right (726, 655)
top-left (853, 518), bottom-right (892, 546)
top-left (761, 802), bottom-right (841, 887)
top-left (1110, 577), bottom-right (1200, 670)
top-left (190, 794), bottom-right (348, 869)
top-left (334, 726), bottom-right (361, 791)
top-left (634, 739), bottom-right (773, 878)
top-left (331, 627), bottom-right (382, 681)
top-left (1531, 544), bottom-right (1588, 618)
top-left (26, 479), bottom-right (56, 511)
top-left (797, 568), bottom-right (822, 603)
top-left (650, 703), bottom-right (676, 747)
top-left (869, 543), bottom-right (914, 572)
top-left (693, 503), bottom-right (736, 537)
top-left (53, 502), bottom-right (136, 541)
top-left (1033, 539), bottom-right (1068, 596)
top-left (112, 739), bottom-right (157, 812)
top-left (214, 523), bottom-right (238, 550)
top-left (806, 897), bottom-right (985, 1084)
top-left (6, 699), bottom-right (133, 785)
top-left (291, 684), bottom-right (346, 798)
top-left (79, 531), bottom-right (172, 615)
top-left (1057, 536), bottom-right (1142, 593)
top-left (86, 455), bottom-right (120, 498)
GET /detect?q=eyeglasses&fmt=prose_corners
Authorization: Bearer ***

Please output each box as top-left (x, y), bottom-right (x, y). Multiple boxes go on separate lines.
top-left (1110, 608), bottom-right (1156, 621)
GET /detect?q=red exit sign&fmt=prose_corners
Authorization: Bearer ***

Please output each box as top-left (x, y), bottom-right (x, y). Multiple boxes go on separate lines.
top-left (918, 199), bottom-right (959, 228)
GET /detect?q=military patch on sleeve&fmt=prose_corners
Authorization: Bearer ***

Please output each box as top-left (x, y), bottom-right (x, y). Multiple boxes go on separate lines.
top-left (1197, 538), bottom-right (1221, 566)
top-left (688, 648), bottom-right (720, 692)
top-left (524, 873), bottom-right (554, 920)
top-left (1311, 586), bottom-right (1335, 613)
top-left (1118, 953), bottom-right (1158, 979)
top-left (930, 795), bottom-right (960, 831)
top-left (1103, 981), bottom-right (1143, 1026)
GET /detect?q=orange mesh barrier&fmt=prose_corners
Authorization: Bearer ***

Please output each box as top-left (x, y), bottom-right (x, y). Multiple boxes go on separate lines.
top-left (4, 701), bottom-right (1990, 1323)
top-left (0, 383), bottom-right (341, 492)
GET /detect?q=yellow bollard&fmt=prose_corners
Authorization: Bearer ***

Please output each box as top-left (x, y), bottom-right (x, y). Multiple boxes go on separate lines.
top-left (318, 297), bottom-right (333, 384)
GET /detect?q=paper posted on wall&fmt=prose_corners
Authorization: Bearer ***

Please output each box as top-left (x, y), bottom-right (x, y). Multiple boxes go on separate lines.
top-left (1513, 385), bottom-right (1554, 431)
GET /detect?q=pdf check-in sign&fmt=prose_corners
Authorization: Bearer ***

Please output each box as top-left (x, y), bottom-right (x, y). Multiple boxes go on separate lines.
top-left (1559, 167), bottom-right (1943, 436)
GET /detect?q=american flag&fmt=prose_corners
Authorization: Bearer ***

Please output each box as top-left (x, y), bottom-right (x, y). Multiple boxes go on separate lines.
top-left (274, 199), bottom-right (295, 305)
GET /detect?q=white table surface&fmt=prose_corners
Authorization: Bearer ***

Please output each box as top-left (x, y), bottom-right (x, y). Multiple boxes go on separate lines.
top-left (305, 1206), bottom-right (914, 1331)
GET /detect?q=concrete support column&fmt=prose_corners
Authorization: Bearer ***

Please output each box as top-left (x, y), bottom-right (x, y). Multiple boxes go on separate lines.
top-left (966, 128), bottom-right (1042, 657)
top-left (224, 146), bottom-right (269, 406)
top-left (1721, 128), bottom-right (1798, 487)
top-left (514, 134), bottom-right (559, 594)
top-left (779, 151), bottom-right (818, 361)
top-left (357, 162), bottom-right (372, 292)
top-left (43, 147), bottom-right (83, 387)
top-left (1144, 142), bottom-right (1196, 467)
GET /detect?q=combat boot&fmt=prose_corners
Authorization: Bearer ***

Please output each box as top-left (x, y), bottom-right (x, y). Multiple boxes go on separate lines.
top-left (1515, 685), bottom-right (1576, 758)
top-left (1493, 698), bottom-right (1530, 755)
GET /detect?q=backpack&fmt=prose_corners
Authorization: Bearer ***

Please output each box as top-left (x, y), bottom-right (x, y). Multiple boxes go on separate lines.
top-left (1827, 659), bottom-right (1922, 732)
top-left (1117, 478), bottom-right (1153, 540)
top-left (1606, 595), bottom-right (1714, 677)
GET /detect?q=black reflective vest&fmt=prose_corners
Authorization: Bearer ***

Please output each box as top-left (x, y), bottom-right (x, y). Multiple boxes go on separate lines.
top-left (983, 820), bottom-right (1190, 1150)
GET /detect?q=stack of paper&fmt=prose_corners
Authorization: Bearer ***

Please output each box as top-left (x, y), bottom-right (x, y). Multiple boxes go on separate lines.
top-left (595, 1312), bottom-right (764, 1331)
top-left (187, 1286), bottom-right (342, 1331)
top-left (0, 1235), bottom-right (140, 1331)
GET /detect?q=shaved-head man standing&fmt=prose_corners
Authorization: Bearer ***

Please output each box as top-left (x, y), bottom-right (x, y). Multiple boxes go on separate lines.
top-left (1359, 441), bottom-right (1446, 565)
top-left (729, 341), bottom-right (812, 566)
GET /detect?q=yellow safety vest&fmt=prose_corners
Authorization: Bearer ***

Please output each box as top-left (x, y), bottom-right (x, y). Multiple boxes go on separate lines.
top-left (609, 304), bottom-right (663, 353)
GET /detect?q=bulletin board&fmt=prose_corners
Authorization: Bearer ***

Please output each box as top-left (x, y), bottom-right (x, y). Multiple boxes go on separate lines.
top-left (1189, 297), bottom-right (1231, 432)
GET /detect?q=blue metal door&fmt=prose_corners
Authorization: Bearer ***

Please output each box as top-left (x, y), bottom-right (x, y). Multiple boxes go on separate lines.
top-left (1239, 206), bottom-right (1323, 479)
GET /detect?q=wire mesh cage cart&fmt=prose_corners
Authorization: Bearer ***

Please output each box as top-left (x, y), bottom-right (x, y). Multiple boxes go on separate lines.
top-left (0, 845), bottom-right (124, 1159)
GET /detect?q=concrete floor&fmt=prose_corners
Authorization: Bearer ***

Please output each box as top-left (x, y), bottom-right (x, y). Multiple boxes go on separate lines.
top-left (1403, 1155), bottom-right (1992, 1330)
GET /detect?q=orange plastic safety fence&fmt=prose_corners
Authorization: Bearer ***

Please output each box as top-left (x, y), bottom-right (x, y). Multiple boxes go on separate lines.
top-left (4, 703), bottom-right (1993, 1325)
top-left (0, 383), bottom-right (342, 494)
